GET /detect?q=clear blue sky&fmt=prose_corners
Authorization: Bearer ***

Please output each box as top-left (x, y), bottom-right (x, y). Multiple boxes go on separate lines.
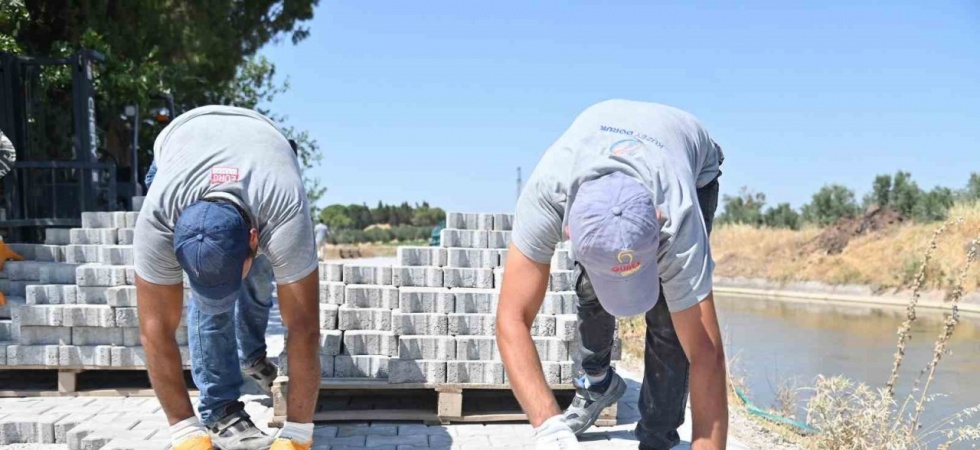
top-left (260, 0), bottom-right (980, 214)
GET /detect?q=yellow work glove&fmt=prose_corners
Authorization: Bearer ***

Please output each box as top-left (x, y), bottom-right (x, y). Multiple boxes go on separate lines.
top-left (0, 241), bottom-right (24, 272)
top-left (270, 438), bottom-right (312, 450)
top-left (171, 435), bottom-right (214, 450)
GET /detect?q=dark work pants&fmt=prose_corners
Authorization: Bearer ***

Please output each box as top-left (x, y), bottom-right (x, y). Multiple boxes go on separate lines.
top-left (574, 178), bottom-right (719, 450)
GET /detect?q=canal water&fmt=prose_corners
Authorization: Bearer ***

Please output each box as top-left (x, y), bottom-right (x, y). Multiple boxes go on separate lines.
top-left (714, 294), bottom-right (979, 440)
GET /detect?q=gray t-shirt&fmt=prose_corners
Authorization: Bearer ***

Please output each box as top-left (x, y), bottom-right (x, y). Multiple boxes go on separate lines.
top-left (512, 100), bottom-right (722, 312)
top-left (314, 223), bottom-right (329, 244)
top-left (134, 105), bottom-right (317, 286)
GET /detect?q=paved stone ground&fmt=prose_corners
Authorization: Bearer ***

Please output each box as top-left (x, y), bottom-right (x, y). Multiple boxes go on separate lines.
top-left (1, 258), bottom-right (751, 449)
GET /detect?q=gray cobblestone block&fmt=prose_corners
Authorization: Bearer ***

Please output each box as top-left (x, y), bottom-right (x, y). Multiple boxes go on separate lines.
top-left (445, 212), bottom-right (478, 230)
top-left (45, 228), bottom-right (72, 245)
top-left (337, 306), bottom-right (390, 331)
top-left (0, 344), bottom-right (5, 364)
top-left (556, 314), bottom-right (577, 341)
top-left (319, 281), bottom-right (345, 305)
top-left (6, 261), bottom-right (45, 281)
top-left (76, 287), bottom-right (109, 305)
top-left (65, 245), bottom-right (101, 264)
top-left (111, 346), bottom-right (189, 367)
top-left (7, 244), bottom-right (41, 261)
top-left (446, 248), bottom-right (498, 269)
top-left (76, 264), bottom-right (127, 287)
top-left (320, 304), bottom-right (339, 330)
top-left (388, 359), bottom-right (446, 383)
top-left (53, 413), bottom-right (96, 444)
top-left (392, 311), bottom-right (448, 336)
top-left (65, 418), bottom-right (141, 449)
top-left (59, 345), bottom-right (112, 366)
top-left (19, 326), bottom-right (70, 345)
top-left (103, 438), bottom-right (170, 450)
top-left (106, 286), bottom-right (136, 307)
top-left (13, 305), bottom-right (63, 326)
top-left (282, 351), bottom-right (336, 378)
top-left (396, 246), bottom-right (446, 267)
top-left (333, 355), bottom-right (389, 378)
top-left (476, 213), bottom-right (494, 230)
top-left (0, 294), bottom-right (26, 318)
top-left (531, 315), bottom-right (556, 337)
top-left (549, 270), bottom-right (575, 292)
top-left (98, 246), bottom-right (134, 266)
top-left (497, 248), bottom-right (508, 266)
top-left (80, 428), bottom-right (156, 450)
top-left (343, 330), bottom-right (396, 356)
top-left (62, 305), bottom-right (115, 327)
top-left (392, 266), bottom-right (444, 287)
top-left (493, 213), bottom-right (514, 231)
top-left (6, 281), bottom-right (29, 297)
top-left (503, 361), bottom-right (560, 385)
top-left (452, 288), bottom-right (498, 314)
top-left (132, 196), bottom-right (145, 211)
top-left (114, 307), bottom-right (138, 328)
top-left (26, 285), bottom-right (77, 305)
top-left (455, 336), bottom-right (497, 361)
top-left (81, 211), bottom-right (127, 229)
top-left (534, 337), bottom-right (569, 361)
top-left (0, 411), bottom-right (69, 444)
top-left (494, 267), bottom-right (504, 288)
top-left (448, 313), bottom-right (495, 336)
top-left (0, 320), bottom-right (15, 341)
top-left (488, 231), bottom-right (511, 249)
top-left (34, 245), bottom-right (65, 262)
top-left (39, 263), bottom-right (81, 285)
top-left (440, 229), bottom-right (488, 248)
top-left (344, 285), bottom-right (398, 309)
top-left (7, 344), bottom-right (60, 365)
top-left (551, 249), bottom-right (573, 271)
top-left (117, 229), bottom-right (135, 245)
top-left (69, 228), bottom-right (117, 245)
top-left (398, 287), bottom-right (454, 313)
top-left (542, 292), bottom-right (577, 315)
top-left (124, 212), bottom-right (140, 229)
top-left (320, 329), bottom-right (343, 356)
top-left (319, 262), bottom-right (344, 282)
top-left (343, 265), bottom-right (392, 285)
top-left (71, 326), bottom-right (123, 347)
top-left (398, 336), bottom-right (455, 360)
top-left (447, 361), bottom-right (504, 384)
top-left (560, 361), bottom-right (574, 384)
top-left (443, 267), bottom-right (493, 289)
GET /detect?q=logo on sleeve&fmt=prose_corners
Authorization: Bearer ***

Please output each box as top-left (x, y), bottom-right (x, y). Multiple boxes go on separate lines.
top-left (612, 249), bottom-right (642, 276)
top-left (210, 167), bottom-right (239, 184)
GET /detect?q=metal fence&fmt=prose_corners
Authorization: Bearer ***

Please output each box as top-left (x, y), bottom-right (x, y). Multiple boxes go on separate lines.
top-left (1, 161), bottom-right (117, 228)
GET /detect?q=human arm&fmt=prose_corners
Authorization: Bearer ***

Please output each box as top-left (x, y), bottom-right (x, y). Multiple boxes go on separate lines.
top-left (671, 292), bottom-right (728, 450)
top-left (136, 276), bottom-right (195, 425)
top-left (496, 243), bottom-right (560, 427)
top-left (276, 270), bottom-right (321, 422)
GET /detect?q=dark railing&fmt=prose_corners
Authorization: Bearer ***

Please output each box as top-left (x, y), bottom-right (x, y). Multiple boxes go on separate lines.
top-left (1, 161), bottom-right (117, 227)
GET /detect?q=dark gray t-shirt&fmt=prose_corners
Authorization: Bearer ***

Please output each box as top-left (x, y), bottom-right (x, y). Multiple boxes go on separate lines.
top-left (512, 100), bottom-right (722, 312)
top-left (134, 105), bottom-right (317, 286)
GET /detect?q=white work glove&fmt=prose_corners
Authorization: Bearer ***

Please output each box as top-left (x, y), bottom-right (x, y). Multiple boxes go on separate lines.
top-left (534, 415), bottom-right (581, 450)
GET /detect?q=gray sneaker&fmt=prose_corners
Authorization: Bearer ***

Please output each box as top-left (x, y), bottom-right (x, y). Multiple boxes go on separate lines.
top-left (208, 409), bottom-right (275, 450)
top-left (242, 356), bottom-right (278, 396)
top-left (563, 368), bottom-right (626, 435)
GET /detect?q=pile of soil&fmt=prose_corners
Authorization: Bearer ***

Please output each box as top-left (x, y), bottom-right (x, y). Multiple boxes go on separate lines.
top-left (806, 206), bottom-right (903, 255)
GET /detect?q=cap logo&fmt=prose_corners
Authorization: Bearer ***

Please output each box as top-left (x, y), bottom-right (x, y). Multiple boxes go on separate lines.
top-left (612, 249), bottom-right (642, 276)
top-left (210, 167), bottom-right (239, 184)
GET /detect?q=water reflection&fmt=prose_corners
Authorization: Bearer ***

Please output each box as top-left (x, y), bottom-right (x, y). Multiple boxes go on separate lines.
top-left (714, 294), bottom-right (978, 430)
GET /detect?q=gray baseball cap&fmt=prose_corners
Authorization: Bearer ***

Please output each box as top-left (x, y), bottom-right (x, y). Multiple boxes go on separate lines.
top-left (569, 172), bottom-right (660, 317)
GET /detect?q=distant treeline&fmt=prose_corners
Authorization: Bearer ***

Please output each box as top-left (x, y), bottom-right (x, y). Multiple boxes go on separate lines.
top-left (318, 201), bottom-right (446, 244)
top-left (719, 172), bottom-right (980, 230)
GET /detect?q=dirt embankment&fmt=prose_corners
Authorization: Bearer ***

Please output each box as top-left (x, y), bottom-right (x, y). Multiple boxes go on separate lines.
top-left (711, 203), bottom-right (980, 293)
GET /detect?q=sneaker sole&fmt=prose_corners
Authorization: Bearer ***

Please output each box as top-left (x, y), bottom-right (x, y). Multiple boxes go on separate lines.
top-left (569, 375), bottom-right (627, 435)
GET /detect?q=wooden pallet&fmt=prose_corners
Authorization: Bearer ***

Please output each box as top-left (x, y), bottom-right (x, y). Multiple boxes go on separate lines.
top-left (270, 377), bottom-right (617, 427)
top-left (0, 366), bottom-right (194, 396)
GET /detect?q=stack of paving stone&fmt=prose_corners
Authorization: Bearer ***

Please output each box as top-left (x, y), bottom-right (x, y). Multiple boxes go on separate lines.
top-left (0, 196), bottom-right (190, 370)
top-left (284, 211), bottom-right (619, 386)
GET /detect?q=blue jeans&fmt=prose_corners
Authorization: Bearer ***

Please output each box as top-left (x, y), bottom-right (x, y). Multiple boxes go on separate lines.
top-left (188, 255), bottom-right (275, 426)
top-left (575, 177), bottom-right (720, 450)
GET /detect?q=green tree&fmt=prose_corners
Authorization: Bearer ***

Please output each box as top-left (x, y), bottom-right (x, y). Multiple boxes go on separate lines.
top-left (913, 187), bottom-right (954, 222)
top-left (889, 171), bottom-right (921, 218)
top-left (963, 172), bottom-right (980, 202)
top-left (1, 0), bottom-right (323, 205)
top-left (763, 203), bottom-right (801, 230)
top-left (802, 184), bottom-right (859, 226)
top-left (868, 174), bottom-right (892, 208)
top-left (718, 187), bottom-right (766, 226)
top-left (319, 204), bottom-right (353, 230)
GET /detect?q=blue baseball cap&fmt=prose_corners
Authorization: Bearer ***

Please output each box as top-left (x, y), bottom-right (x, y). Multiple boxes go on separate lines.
top-left (569, 172), bottom-right (661, 317)
top-left (173, 200), bottom-right (251, 315)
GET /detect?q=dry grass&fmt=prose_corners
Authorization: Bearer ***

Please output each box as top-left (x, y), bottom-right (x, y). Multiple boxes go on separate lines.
top-left (711, 202), bottom-right (980, 291)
